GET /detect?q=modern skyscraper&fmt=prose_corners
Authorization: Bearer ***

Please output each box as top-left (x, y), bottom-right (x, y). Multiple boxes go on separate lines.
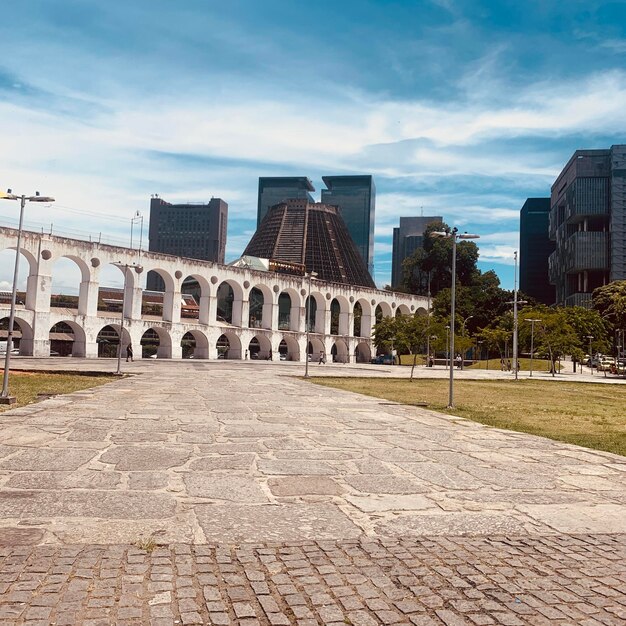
top-left (321, 175), bottom-right (376, 276)
top-left (391, 216), bottom-right (443, 288)
top-left (519, 198), bottom-right (555, 305)
top-left (244, 199), bottom-right (376, 288)
top-left (257, 177), bottom-right (315, 227)
top-left (147, 196), bottom-right (228, 291)
top-left (549, 144), bottom-right (626, 307)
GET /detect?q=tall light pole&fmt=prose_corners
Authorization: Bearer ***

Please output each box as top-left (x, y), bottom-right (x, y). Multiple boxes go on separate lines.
top-left (1, 190), bottom-right (55, 405)
top-left (431, 227), bottom-right (480, 408)
top-left (130, 211), bottom-right (144, 263)
top-left (304, 271), bottom-right (318, 378)
top-left (445, 325), bottom-right (450, 368)
top-left (525, 318), bottom-right (541, 378)
top-left (425, 270), bottom-right (431, 366)
top-left (114, 262), bottom-right (142, 376)
top-left (587, 335), bottom-right (594, 375)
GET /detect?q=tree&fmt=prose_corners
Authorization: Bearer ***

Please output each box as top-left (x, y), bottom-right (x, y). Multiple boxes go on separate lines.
top-left (401, 221), bottom-right (480, 296)
top-left (593, 281), bottom-right (626, 332)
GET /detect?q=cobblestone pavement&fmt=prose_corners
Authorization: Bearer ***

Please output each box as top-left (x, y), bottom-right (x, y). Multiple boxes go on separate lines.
top-left (1, 360), bottom-right (625, 624)
top-left (1, 535), bottom-right (625, 626)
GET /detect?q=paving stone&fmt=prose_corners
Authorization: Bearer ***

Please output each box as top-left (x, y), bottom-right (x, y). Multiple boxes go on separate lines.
top-left (189, 454), bottom-right (256, 471)
top-left (0, 448), bottom-right (97, 471)
top-left (186, 474), bottom-right (268, 502)
top-left (99, 446), bottom-right (190, 470)
top-left (268, 476), bottom-right (344, 496)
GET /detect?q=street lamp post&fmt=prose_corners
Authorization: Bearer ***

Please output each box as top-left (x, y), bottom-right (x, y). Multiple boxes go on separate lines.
top-left (130, 211), bottom-right (144, 263)
top-left (587, 335), bottom-right (594, 375)
top-left (304, 272), bottom-right (318, 378)
top-left (431, 227), bottom-right (480, 408)
top-left (445, 325), bottom-right (450, 368)
top-left (525, 318), bottom-right (541, 378)
top-left (1, 190), bottom-right (55, 405)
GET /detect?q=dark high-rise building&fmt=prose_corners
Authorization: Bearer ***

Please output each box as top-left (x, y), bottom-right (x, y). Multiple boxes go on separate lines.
top-left (147, 196), bottom-right (228, 291)
top-left (257, 177), bottom-right (315, 227)
top-left (519, 198), bottom-right (555, 305)
top-left (548, 145), bottom-right (626, 307)
top-left (244, 199), bottom-right (376, 288)
top-left (391, 216), bottom-right (443, 288)
top-left (321, 175), bottom-right (376, 276)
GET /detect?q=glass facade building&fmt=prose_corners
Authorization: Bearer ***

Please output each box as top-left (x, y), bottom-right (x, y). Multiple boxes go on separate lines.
top-left (321, 175), bottom-right (376, 277)
top-left (391, 216), bottom-right (442, 288)
top-left (519, 198), bottom-right (555, 305)
top-left (257, 177), bottom-right (315, 227)
top-left (548, 145), bottom-right (626, 307)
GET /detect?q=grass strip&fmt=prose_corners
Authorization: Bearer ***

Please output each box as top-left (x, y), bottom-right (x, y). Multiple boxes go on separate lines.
top-left (0, 371), bottom-right (114, 412)
top-left (311, 377), bottom-right (626, 456)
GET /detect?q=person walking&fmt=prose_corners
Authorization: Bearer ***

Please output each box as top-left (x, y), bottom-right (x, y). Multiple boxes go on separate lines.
top-left (126, 344), bottom-right (133, 362)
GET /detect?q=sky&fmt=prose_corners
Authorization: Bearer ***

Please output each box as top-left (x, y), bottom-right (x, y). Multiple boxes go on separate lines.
top-left (1, 0), bottom-right (626, 293)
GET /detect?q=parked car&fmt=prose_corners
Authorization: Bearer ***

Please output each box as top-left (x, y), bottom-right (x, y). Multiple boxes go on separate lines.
top-left (597, 357), bottom-right (616, 371)
top-left (371, 355), bottom-right (394, 365)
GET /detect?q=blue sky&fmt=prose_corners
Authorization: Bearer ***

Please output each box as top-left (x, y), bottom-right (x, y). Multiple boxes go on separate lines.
top-left (1, 0), bottom-right (625, 292)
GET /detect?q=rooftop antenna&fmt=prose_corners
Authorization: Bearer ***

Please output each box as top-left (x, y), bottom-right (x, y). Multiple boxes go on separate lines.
top-left (420, 206), bottom-right (424, 217)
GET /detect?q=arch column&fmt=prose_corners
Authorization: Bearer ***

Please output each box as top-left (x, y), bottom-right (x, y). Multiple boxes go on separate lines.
top-left (235, 297), bottom-right (246, 328)
top-left (320, 304), bottom-right (330, 335)
top-left (361, 311), bottom-right (373, 338)
top-left (125, 281), bottom-right (142, 320)
top-left (199, 294), bottom-right (211, 325)
top-left (163, 289), bottom-right (181, 324)
top-left (339, 310), bottom-right (352, 336)
top-left (26, 258), bottom-right (53, 357)
top-left (266, 299), bottom-right (278, 330)
top-left (78, 278), bottom-right (99, 317)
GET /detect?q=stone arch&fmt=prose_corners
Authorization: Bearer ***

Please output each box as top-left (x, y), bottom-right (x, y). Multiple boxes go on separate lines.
top-left (145, 268), bottom-right (177, 322)
top-left (415, 306), bottom-right (428, 317)
top-left (278, 288), bottom-right (301, 331)
top-left (278, 336), bottom-right (300, 361)
top-left (307, 336), bottom-right (326, 362)
top-left (96, 324), bottom-right (132, 358)
top-left (330, 298), bottom-right (341, 335)
top-left (141, 326), bottom-right (172, 359)
top-left (0, 247), bottom-right (37, 311)
top-left (306, 291), bottom-right (326, 334)
top-left (333, 295), bottom-right (351, 336)
top-left (355, 341), bottom-right (371, 363)
top-left (248, 283), bottom-right (274, 329)
top-left (216, 280), bottom-right (244, 326)
top-left (181, 274), bottom-right (211, 324)
top-left (331, 338), bottom-right (349, 363)
top-left (181, 329), bottom-right (209, 359)
top-left (0, 316), bottom-right (34, 356)
top-left (353, 298), bottom-right (373, 338)
top-left (216, 331), bottom-right (242, 360)
top-left (397, 304), bottom-right (411, 316)
top-left (49, 320), bottom-right (87, 357)
top-left (375, 302), bottom-right (393, 323)
top-left (50, 255), bottom-right (91, 313)
top-left (248, 334), bottom-right (272, 360)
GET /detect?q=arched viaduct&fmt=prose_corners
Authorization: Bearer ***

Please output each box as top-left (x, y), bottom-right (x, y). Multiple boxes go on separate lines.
top-left (0, 226), bottom-right (428, 362)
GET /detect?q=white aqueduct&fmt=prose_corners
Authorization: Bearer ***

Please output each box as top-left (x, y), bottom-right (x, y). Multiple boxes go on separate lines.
top-left (0, 226), bottom-right (428, 362)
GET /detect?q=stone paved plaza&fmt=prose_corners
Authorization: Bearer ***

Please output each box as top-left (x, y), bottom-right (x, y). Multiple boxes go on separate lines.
top-left (0, 360), bottom-right (625, 625)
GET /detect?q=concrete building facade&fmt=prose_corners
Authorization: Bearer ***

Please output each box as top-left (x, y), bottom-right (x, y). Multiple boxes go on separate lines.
top-left (549, 145), bottom-right (626, 307)
top-left (0, 226), bottom-right (426, 362)
top-left (519, 198), bottom-right (555, 305)
top-left (391, 216), bottom-right (443, 288)
top-left (147, 196), bottom-right (228, 291)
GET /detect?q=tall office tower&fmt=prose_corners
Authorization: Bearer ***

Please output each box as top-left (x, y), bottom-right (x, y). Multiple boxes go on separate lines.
top-left (391, 216), bottom-right (443, 289)
top-left (147, 196), bottom-right (228, 291)
top-left (549, 144), bottom-right (626, 307)
top-left (321, 175), bottom-right (376, 276)
top-left (519, 198), bottom-right (555, 305)
top-left (244, 199), bottom-right (376, 288)
top-left (257, 177), bottom-right (315, 227)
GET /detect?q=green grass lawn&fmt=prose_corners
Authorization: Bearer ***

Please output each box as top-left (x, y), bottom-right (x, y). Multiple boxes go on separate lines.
top-left (311, 377), bottom-right (626, 456)
top-left (0, 371), bottom-right (114, 412)
top-left (398, 355), bottom-right (559, 371)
